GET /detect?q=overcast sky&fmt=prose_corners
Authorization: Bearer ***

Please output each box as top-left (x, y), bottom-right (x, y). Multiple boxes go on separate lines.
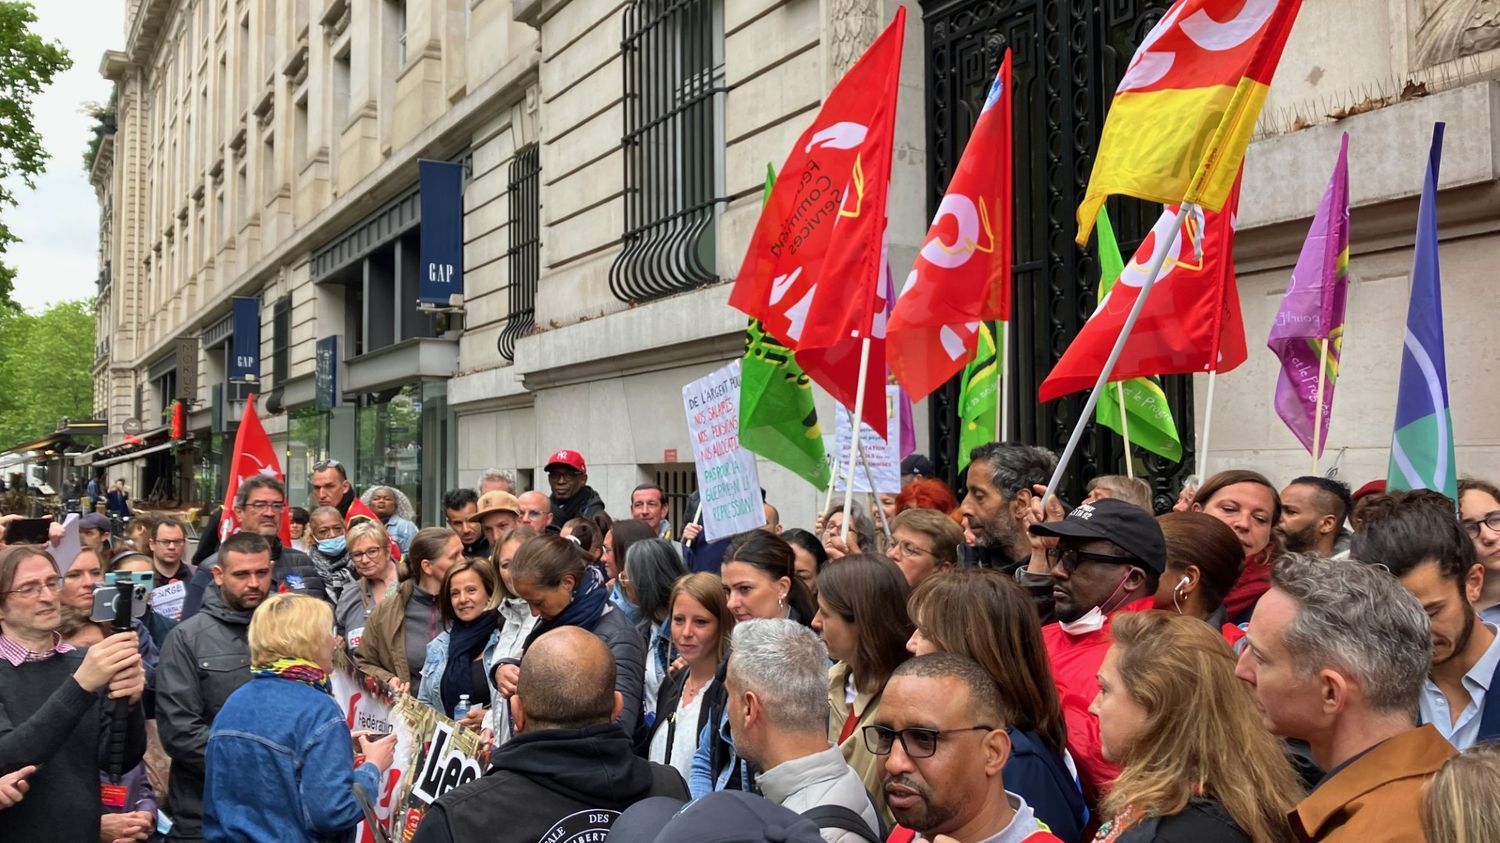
top-left (9, 3), bottom-right (123, 313)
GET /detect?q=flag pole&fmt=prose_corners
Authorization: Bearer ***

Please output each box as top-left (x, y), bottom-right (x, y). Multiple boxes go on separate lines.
top-left (1117, 384), bottom-right (1135, 479)
top-left (1197, 368), bottom-right (1219, 480)
top-left (857, 439), bottom-right (894, 543)
top-left (1311, 337), bottom-right (1329, 474)
top-left (841, 336), bottom-right (874, 544)
top-left (998, 321), bottom-right (1010, 441)
top-left (1043, 203), bottom-right (1193, 506)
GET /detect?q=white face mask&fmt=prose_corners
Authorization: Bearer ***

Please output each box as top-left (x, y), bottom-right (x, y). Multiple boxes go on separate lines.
top-left (1057, 567), bottom-right (1139, 636)
top-left (1058, 605), bottom-right (1107, 635)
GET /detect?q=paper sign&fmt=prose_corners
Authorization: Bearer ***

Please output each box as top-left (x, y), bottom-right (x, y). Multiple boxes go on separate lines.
top-left (683, 360), bottom-right (766, 542)
top-left (52, 513), bottom-right (82, 573)
top-left (150, 581), bottom-right (187, 621)
top-left (831, 385), bottom-right (903, 493)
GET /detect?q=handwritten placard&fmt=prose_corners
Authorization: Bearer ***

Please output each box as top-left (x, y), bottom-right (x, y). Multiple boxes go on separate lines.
top-left (683, 361), bottom-right (766, 542)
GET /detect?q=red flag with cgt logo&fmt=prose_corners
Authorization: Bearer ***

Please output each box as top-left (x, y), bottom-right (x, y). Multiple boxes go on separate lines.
top-left (728, 7), bottom-right (906, 433)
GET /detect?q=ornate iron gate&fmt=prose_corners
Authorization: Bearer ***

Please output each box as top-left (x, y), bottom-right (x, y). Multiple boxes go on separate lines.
top-left (922, 0), bottom-right (1194, 511)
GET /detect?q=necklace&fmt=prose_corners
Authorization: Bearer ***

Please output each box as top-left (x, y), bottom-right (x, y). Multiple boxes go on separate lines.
top-left (681, 673), bottom-right (709, 705)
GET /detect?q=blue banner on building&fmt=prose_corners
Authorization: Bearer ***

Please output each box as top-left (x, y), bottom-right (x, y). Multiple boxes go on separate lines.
top-left (315, 336), bottom-right (338, 412)
top-left (418, 159), bottom-right (465, 308)
top-left (229, 296), bottom-right (261, 383)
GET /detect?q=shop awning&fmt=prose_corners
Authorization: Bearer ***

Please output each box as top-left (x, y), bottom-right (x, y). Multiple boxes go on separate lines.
top-left (93, 440), bottom-right (177, 468)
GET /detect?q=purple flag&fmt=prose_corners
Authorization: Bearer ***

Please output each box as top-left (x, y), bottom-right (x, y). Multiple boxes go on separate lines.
top-left (1268, 133), bottom-right (1351, 457)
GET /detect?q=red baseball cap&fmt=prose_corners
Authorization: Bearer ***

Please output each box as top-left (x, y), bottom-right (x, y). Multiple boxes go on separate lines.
top-left (545, 449), bottom-right (586, 473)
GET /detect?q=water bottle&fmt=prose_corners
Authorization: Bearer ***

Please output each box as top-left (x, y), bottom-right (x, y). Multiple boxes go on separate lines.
top-left (453, 694), bottom-right (471, 722)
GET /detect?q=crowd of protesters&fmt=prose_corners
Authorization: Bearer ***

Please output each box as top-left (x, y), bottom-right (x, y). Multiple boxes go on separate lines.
top-left (2, 444), bottom-right (1499, 842)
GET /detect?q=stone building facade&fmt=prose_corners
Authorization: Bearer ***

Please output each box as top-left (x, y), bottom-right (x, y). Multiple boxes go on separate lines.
top-left (91, 0), bottom-right (1500, 526)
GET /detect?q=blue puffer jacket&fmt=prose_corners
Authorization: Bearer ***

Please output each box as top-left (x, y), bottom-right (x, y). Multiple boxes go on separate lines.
top-left (203, 675), bottom-right (380, 842)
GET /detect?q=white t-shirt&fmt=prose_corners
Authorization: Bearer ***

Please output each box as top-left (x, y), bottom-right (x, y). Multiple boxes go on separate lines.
top-left (649, 676), bottom-right (715, 782)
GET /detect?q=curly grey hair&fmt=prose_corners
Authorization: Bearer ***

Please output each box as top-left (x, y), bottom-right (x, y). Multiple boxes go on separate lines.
top-left (968, 442), bottom-right (1058, 500)
top-left (362, 485), bottom-right (415, 520)
top-left (728, 619), bottom-right (830, 735)
top-left (1270, 552), bottom-right (1431, 716)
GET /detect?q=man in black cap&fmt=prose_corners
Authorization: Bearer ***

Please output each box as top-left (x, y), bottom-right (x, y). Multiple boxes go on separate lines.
top-left (1029, 498), bottom-right (1163, 806)
top-left (899, 454), bottom-right (936, 488)
top-left (410, 626), bottom-right (686, 843)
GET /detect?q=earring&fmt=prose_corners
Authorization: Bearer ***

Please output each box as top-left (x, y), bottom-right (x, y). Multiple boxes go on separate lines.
top-left (778, 595), bottom-right (786, 608)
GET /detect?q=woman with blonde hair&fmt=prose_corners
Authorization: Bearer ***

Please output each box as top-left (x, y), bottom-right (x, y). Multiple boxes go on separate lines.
top-left (1090, 611), bottom-right (1301, 842)
top-left (639, 572), bottom-right (734, 780)
top-left (1421, 742), bottom-right (1500, 843)
top-left (906, 567), bottom-right (1083, 841)
top-left (335, 520), bottom-right (401, 655)
top-left (203, 594), bottom-right (397, 840)
top-left (482, 525), bottom-right (541, 743)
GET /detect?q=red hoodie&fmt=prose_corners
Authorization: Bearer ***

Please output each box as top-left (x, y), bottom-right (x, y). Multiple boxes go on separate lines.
top-left (1041, 596), bottom-right (1156, 806)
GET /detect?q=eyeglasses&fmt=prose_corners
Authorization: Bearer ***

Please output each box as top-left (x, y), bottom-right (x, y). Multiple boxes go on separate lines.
top-left (891, 540), bottom-right (936, 559)
top-left (520, 510), bottom-right (549, 520)
top-left (152, 539), bottom-right (186, 547)
top-left (862, 724), bottom-right (994, 758)
top-left (350, 548), bottom-right (386, 561)
top-left (312, 459), bottom-right (343, 472)
top-left (1462, 512), bottom-right (1500, 538)
top-left (1045, 547), bottom-right (1138, 572)
top-left (244, 501), bottom-right (286, 513)
top-left (4, 578), bottom-right (63, 599)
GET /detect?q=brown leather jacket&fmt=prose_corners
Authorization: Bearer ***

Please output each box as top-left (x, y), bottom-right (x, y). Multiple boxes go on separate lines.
top-left (1290, 724), bottom-right (1455, 842)
top-left (355, 579), bottom-right (418, 688)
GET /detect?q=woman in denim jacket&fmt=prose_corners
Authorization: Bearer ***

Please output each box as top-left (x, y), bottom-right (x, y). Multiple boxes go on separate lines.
top-left (203, 594), bottom-right (398, 842)
top-left (418, 559), bottom-right (504, 731)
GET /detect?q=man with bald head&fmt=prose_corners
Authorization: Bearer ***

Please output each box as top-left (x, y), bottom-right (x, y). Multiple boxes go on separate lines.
top-left (517, 490), bottom-right (557, 534)
top-left (411, 628), bottom-right (687, 843)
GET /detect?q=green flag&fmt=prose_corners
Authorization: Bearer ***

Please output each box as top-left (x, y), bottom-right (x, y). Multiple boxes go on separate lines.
top-left (957, 321), bottom-right (999, 471)
top-left (739, 165), bottom-right (832, 489)
top-left (1092, 208), bottom-right (1184, 462)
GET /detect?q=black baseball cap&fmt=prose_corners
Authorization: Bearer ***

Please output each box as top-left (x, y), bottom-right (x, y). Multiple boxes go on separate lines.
top-left (901, 454), bottom-right (936, 479)
top-left (1028, 497), bottom-right (1166, 573)
top-left (606, 792), bottom-right (825, 843)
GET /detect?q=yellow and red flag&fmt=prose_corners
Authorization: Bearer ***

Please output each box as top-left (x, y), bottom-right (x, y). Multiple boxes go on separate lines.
top-left (888, 50), bottom-right (1013, 402)
top-left (1075, 0), bottom-right (1302, 245)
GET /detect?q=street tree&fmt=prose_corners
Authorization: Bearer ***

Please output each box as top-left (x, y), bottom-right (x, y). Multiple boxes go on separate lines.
top-left (0, 299), bottom-right (95, 447)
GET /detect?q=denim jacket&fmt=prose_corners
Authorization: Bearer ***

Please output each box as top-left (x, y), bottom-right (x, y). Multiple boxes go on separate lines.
top-left (203, 675), bottom-right (380, 842)
top-left (417, 626), bottom-right (504, 717)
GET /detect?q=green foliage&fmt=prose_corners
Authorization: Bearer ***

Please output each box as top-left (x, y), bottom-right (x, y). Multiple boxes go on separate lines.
top-left (0, 1), bottom-right (72, 311)
top-left (0, 299), bottom-right (96, 448)
top-left (82, 91), bottom-right (116, 173)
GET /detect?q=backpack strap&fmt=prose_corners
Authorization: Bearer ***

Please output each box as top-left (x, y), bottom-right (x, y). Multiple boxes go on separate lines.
top-left (800, 804), bottom-right (882, 843)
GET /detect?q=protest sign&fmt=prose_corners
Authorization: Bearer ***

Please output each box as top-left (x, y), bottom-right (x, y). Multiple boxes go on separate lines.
top-left (683, 360), bottom-right (766, 541)
top-left (831, 385), bottom-right (903, 493)
top-left (150, 581), bottom-right (186, 621)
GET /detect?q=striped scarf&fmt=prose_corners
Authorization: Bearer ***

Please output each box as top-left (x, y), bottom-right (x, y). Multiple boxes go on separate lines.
top-left (252, 658), bottom-right (332, 694)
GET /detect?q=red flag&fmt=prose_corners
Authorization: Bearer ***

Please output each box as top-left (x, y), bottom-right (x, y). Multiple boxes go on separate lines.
top-left (346, 495), bottom-right (403, 562)
top-left (795, 249), bottom-right (894, 434)
top-left (729, 8), bottom-right (905, 375)
top-left (218, 395), bottom-right (292, 545)
top-left (1039, 179), bottom-right (1247, 403)
top-left (888, 50), bottom-right (1013, 401)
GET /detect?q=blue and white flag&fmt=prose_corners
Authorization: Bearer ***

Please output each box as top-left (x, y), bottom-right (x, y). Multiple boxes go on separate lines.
top-left (1388, 124), bottom-right (1456, 498)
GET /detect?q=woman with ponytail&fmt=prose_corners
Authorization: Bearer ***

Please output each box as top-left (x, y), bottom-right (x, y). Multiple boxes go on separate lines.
top-left (502, 534), bottom-right (646, 733)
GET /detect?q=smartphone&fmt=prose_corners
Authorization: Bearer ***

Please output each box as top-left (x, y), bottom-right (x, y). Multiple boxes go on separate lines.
top-left (3, 518), bottom-right (51, 545)
top-left (90, 573), bottom-right (153, 623)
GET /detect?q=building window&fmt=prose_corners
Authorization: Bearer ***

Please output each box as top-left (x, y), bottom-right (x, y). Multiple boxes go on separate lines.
top-left (499, 145), bottom-right (539, 362)
top-left (386, 0), bottom-right (407, 67)
top-left (261, 134), bottom-right (277, 206)
top-left (610, 0), bottom-right (727, 304)
top-left (294, 94), bottom-right (309, 168)
top-left (271, 296), bottom-right (291, 390)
